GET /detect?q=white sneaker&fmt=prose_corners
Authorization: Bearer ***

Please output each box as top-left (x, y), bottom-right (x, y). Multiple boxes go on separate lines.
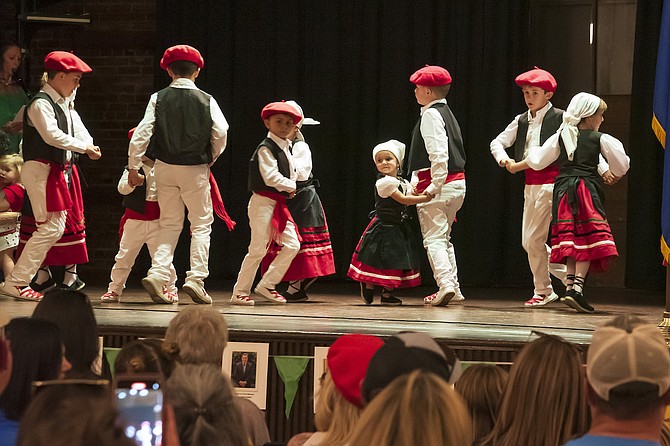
top-left (231, 295), bottom-right (255, 306)
top-left (142, 276), bottom-right (175, 304)
top-left (431, 286), bottom-right (455, 307)
top-left (0, 282), bottom-right (43, 301)
top-left (182, 282), bottom-right (212, 305)
top-left (452, 291), bottom-right (466, 303)
top-left (524, 292), bottom-right (559, 307)
top-left (100, 291), bottom-right (119, 303)
top-left (254, 284), bottom-right (287, 304)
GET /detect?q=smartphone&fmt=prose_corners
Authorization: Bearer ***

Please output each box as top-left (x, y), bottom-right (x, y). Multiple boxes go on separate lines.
top-left (113, 373), bottom-right (164, 446)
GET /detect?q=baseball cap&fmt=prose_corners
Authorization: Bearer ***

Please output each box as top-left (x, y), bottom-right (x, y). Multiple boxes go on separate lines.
top-left (361, 332), bottom-right (462, 404)
top-left (587, 315), bottom-right (670, 401)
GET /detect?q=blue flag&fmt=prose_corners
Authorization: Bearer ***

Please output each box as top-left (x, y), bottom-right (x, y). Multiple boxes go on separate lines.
top-left (655, 0), bottom-right (670, 262)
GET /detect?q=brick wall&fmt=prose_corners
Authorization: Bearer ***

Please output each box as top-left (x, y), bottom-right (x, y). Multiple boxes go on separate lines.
top-left (2, 0), bottom-right (157, 283)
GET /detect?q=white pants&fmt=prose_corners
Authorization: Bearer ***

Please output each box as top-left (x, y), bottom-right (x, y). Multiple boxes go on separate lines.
top-left (417, 179), bottom-right (466, 291)
top-left (147, 161), bottom-right (213, 287)
top-left (232, 193), bottom-right (300, 296)
top-left (522, 183), bottom-right (564, 296)
top-left (108, 218), bottom-right (177, 295)
top-left (7, 161), bottom-right (66, 286)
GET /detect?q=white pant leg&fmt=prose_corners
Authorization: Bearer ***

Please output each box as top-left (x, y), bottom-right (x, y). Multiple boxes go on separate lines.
top-left (522, 183), bottom-right (555, 296)
top-left (417, 179), bottom-right (466, 290)
top-left (176, 164), bottom-right (213, 286)
top-left (8, 161), bottom-right (66, 286)
top-left (144, 219), bottom-right (178, 293)
top-left (148, 161), bottom-right (187, 284)
top-left (108, 218), bottom-right (146, 294)
top-left (259, 219), bottom-right (300, 288)
top-left (232, 194), bottom-right (276, 296)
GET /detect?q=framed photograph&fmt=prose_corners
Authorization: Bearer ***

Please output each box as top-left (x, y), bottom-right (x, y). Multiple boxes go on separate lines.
top-left (313, 346), bottom-right (329, 412)
top-left (222, 342), bottom-right (269, 409)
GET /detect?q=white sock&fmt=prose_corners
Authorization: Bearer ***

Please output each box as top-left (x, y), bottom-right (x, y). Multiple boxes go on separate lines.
top-left (63, 265), bottom-right (78, 287)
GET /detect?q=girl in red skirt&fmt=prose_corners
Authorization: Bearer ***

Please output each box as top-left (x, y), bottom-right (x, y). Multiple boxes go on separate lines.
top-left (527, 92), bottom-right (630, 313)
top-left (348, 140), bottom-right (432, 305)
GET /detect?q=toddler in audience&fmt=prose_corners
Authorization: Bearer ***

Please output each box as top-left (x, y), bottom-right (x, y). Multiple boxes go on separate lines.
top-left (0, 154), bottom-right (23, 279)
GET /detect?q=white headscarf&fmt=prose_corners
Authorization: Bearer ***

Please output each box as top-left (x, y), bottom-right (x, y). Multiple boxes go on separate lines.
top-left (560, 92), bottom-right (601, 160)
top-left (285, 100), bottom-right (320, 128)
top-left (372, 139), bottom-right (406, 167)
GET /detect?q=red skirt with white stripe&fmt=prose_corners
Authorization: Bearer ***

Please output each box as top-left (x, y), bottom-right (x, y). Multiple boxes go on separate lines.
top-left (17, 165), bottom-right (88, 265)
top-left (550, 179), bottom-right (617, 272)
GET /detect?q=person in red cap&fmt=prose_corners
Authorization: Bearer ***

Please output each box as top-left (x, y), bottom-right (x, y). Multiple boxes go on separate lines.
top-left (0, 51), bottom-right (101, 301)
top-left (230, 102), bottom-right (302, 306)
top-left (489, 67), bottom-right (569, 307)
top-left (405, 65), bottom-right (466, 307)
top-left (128, 44), bottom-right (229, 305)
top-left (100, 129), bottom-right (178, 304)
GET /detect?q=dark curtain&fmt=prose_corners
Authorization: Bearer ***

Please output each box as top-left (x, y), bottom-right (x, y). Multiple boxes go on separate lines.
top-left (154, 0), bottom-right (559, 288)
top-left (625, 0), bottom-right (665, 290)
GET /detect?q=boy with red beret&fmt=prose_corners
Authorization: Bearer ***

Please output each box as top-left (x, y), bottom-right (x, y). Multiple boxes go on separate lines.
top-left (0, 51), bottom-right (101, 301)
top-left (405, 65), bottom-right (466, 307)
top-left (489, 67), bottom-right (567, 307)
top-left (128, 44), bottom-right (229, 305)
top-left (231, 102), bottom-right (302, 306)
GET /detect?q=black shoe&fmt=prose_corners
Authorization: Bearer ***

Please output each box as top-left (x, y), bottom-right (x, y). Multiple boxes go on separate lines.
top-left (275, 281), bottom-right (289, 294)
top-left (30, 276), bottom-right (57, 293)
top-left (62, 277), bottom-right (86, 291)
top-left (282, 289), bottom-right (308, 303)
top-left (562, 289), bottom-right (594, 313)
top-left (381, 295), bottom-right (402, 305)
top-left (360, 283), bottom-right (373, 305)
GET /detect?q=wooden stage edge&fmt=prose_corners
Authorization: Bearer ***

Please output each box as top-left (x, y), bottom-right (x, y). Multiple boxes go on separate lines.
top-left (0, 281), bottom-right (664, 351)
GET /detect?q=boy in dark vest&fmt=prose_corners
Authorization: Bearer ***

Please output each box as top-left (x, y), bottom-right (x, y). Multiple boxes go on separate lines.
top-left (231, 102), bottom-right (302, 306)
top-left (489, 67), bottom-right (568, 307)
top-left (0, 51), bottom-right (101, 301)
top-left (128, 44), bottom-right (229, 305)
top-left (101, 128), bottom-right (177, 303)
top-left (405, 65), bottom-right (466, 307)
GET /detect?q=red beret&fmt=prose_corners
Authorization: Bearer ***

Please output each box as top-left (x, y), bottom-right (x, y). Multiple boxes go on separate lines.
top-left (410, 65), bottom-right (452, 86)
top-left (159, 45), bottom-right (204, 70)
top-left (327, 334), bottom-right (384, 408)
top-left (515, 66), bottom-right (557, 92)
top-left (260, 101), bottom-right (302, 124)
top-left (44, 51), bottom-right (92, 73)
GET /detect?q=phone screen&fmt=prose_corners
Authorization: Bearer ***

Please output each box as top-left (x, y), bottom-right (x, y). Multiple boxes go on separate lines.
top-left (115, 378), bottom-right (163, 446)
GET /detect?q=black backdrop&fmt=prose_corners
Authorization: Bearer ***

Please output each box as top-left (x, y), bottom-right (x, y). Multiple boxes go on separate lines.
top-left (155, 0), bottom-right (665, 292)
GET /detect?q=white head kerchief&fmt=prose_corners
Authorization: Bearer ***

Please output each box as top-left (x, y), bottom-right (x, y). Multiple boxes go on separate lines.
top-left (560, 92), bottom-right (601, 160)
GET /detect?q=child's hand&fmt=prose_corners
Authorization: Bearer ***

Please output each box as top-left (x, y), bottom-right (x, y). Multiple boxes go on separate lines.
top-left (506, 162), bottom-right (521, 174)
top-left (499, 158), bottom-right (513, 167)
top-left (422, 192), bottom-right (433, 202)
top-left (288, 190), bottom-right (296, 199)
top-left (85, 145), bottom-right (102, 160)
top-left (128, 169), bottom-right (145, 187)
top-left (602, 170), bottom-right (620, 185)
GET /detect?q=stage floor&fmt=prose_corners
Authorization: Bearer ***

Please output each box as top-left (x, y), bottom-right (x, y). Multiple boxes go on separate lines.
top-left (0, 282), bottom-right (665, 347)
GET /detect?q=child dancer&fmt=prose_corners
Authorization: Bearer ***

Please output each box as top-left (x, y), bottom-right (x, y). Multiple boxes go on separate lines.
top-left (526, 92), bottom-right (629, 313)
top-left (231, 101), bottom-right (302, 306)
top-left (100, 129), bottom-right (178, 303)
top-left (0, 154), bottom-right (24, 278)
top-left (348, 140), bottom-right (431, 305)
top-left (261, 100), bottom-right (335, 302)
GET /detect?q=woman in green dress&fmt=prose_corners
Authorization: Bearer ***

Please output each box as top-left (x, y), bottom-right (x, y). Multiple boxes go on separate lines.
top-left (0, 40), bottom-right (29, 155)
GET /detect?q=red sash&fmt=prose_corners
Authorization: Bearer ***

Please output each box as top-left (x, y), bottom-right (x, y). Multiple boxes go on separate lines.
top-left (255, 191), bottom-right (301, 246)
top-left (118, 201), bottom-right (160, 240)
top-left (38, 160), bottom-right (71, 212)
top-left (415, 169), bottom-right (466, 194)
top-left (209, 173), bottom-right (236, 231)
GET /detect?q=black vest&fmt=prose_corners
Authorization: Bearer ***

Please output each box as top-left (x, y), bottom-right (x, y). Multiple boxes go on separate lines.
top-left (405, 102), bottom-right (466, 177)
top-left (556, 130), bottom-right (602, 179)
top-left (375, 181), bottom-right (406, 225)
top-left (248, 137), bottom-right (291, 195)
top-left (148, 87), bottom-right (213, 165)
top-left (121, 166), bottom-right (147, 213)
top-left (22, 92), bottom-right (69, 164)
top-left (513, 106), bottom-right (564, 161)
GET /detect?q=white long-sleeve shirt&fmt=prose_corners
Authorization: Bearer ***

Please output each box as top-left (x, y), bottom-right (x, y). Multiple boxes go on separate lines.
top-left (258, 132), bottom-right (297, 193)
top-left (527, 132), bottom-right (630, 177)
top-left (117, 164), bottom-right (157, 201)
top-left (412, 98), bottom-right (449, 196)
top-left (26, 83), bottom-right (91, 159)
top-left (128, 78), bottom-right (228, 170)
top-left (490, 103), bottom-right (554, 164)
top-left (291, 140), bottom-right (312, 182)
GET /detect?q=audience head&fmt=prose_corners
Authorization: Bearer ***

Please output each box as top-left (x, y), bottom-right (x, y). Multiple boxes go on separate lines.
top-left (32, 290), bottom-right (100, 378)
top-left (114, 338), bottom-right (172, 377)
top-left (484, 332), bottom-right (587, 446)
top-left (167, 363), bottom-right (247, 446)
top-left (17, 381), bottom-right (133, 446)
top-left (163, 306), bottom-right (228, 366)
top-left (349, 369), bottom-right (473, 446)
top-left (586, 315), bottom-right (670, 421)
top-left (0, 318), bottom-right (70, 420)
top-left (1, 40), bottom-right (21, 78)
top-left (361, 332), bottom-right (461, 404)
top-left (455, 364), bottom-right (508, 445)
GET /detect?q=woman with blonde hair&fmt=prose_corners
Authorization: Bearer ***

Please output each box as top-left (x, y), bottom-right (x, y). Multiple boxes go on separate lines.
top-left (482, 333), bottom-right (588, 446)
top-left (348, 370), bottom-right (473, 446)
top-left (455, 364), bottom-right (508, 445)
